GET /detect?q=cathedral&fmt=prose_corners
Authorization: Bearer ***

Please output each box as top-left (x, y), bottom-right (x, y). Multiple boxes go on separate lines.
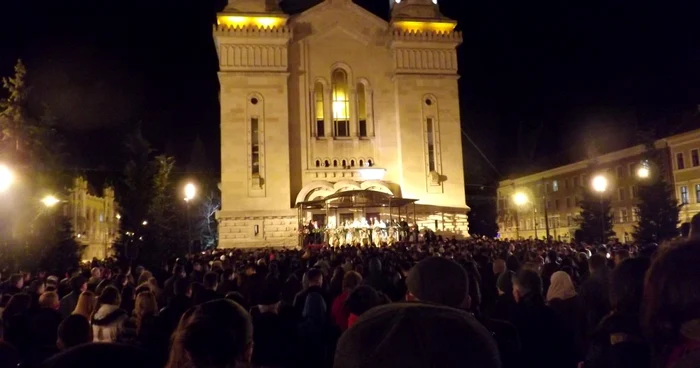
top-left (215, 0), bottom-right (469, 247)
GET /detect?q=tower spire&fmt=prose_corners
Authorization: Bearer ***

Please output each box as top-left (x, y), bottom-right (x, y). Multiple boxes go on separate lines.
top-left (222, 0), bottom-right (283, 14)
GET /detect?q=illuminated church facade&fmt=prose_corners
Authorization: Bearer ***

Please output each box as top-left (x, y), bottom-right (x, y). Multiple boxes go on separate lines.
top-left (215, 0), bottom-right (469, 247)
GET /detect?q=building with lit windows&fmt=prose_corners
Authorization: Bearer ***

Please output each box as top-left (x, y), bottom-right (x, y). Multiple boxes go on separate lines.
top-left (214, 0), bottom-right (469, 247)
top-left (66, 177), bottom-right (119, 260)
top-left (497, 128), bottom-right (700, 242)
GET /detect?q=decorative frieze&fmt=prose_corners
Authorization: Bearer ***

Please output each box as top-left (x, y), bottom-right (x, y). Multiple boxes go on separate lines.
top-left (218, 44), bottom-right (289, 70)
top-left (393, 48), bottom-right (457, 73)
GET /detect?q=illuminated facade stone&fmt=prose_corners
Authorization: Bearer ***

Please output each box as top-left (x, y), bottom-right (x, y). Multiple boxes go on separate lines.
top-left (215, 0), bottom-right (469, 247)
top-left (67, 177), bottom-right (119, 260)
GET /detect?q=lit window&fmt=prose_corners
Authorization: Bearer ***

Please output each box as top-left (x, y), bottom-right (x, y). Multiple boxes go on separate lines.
top-left (331, 69), bottom-right (350, 137)
top-left (693, 150), bottom-right (700, 167)
top-left (251, 118), bottom-right (260, 176)
top-left (357, 83), bottom-right (367, 137)
top-left (620, 209), bottom-right (629, 223)
top-left (681, 186), bottom-right (689, 204)
top-left (696, 184), bottom-right (700, 203)
top-left (426, 118), bottom-right (436, 172)
top-left (632, 208), bottom-right (640, 222)
top-left (552, 180), bottom-right (559, 192)
top-left (677, 153), bottom-right (685, 170)
top-left (314, 82), bottom-right (325, 137)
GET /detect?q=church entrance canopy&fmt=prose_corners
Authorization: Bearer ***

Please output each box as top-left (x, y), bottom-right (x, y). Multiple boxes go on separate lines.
top-left (297, 189), bottom-right (419, 246)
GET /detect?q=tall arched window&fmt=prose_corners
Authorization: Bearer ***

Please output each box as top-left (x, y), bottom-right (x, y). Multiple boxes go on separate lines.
top-left (357, 83), bottom-right (368, 137)
top-left (331, 69), bottom-right (350, 137)
top-left (314, 82), bottom-right (325, 137)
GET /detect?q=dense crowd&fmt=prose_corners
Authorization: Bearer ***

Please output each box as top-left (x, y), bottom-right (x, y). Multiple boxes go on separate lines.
top-left (0, 234), bottom-right (699, 368)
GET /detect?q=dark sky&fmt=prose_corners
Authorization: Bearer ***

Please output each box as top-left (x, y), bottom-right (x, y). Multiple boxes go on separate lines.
top-left (1, 0), bottom-right (699, 186)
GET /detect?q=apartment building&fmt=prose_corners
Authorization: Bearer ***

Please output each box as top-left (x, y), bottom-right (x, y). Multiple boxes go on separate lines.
top-left (497, 141), bottom-right (671, 242)
top-left (667, 129), bottom-right (700, 223)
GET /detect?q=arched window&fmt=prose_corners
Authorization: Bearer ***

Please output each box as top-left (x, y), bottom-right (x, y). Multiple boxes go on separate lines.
top-left (332, 69), bottom-right (350, 137)
top-left (357, 83), bottom-right (368, 137)
top-left (314, 82), bottom-right (325, 137)
top-left (315, 160), bottom-right (320, 168)
top-left (359, 159), bottom-right (364, 167)
top-left (342, 160), bottom-right (347, 168)
top-left (351, 159), bottom-right (355, 167)
top-left (367, 159), bottom-right (373, 167)
top-left (333, 160), bottom-right (338, 167)
top-left (324, 160), bottom-right (330, 167)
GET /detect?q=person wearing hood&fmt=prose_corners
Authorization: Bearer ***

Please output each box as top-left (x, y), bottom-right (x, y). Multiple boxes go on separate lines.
top-left (92, 286), bottom-right (128, 342)
top-left (547, 271), bottom-right (585, 366)
top-left (296, 292), bottom-right (330, 368)
top-left (293, 268), bottom-right (324, 319)
top-left (362, 257), bottom-right (395, 297)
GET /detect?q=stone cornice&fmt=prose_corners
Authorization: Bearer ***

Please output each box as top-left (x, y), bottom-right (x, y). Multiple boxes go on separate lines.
top-left (213, 24), bottom-right (293, 38)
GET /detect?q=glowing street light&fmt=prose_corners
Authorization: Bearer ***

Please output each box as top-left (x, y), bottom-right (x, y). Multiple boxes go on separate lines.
top-left (184, 183), bottom-right (197, 202)
top-left (142, 220), bottom-right (148, 226)
top-left (592, 175), bottom-right (608, 193)
top-left (41, 195), bottom-right (60, 208)
top-left (512, 192), bottom-right (528, 206)
top-left (115, 214), bottom-right (121, 220)
top-left (0, 164), bottom-right (14, 193)
top-left (637, 166), bottom-right (650, 179)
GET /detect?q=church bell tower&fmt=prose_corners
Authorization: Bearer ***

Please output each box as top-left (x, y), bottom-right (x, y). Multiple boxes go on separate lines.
top-left (214, 0), bottom-right (298, 248)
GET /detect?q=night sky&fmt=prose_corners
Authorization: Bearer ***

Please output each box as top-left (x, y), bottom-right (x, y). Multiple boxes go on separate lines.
top-left (1, 0), bottom-right (699, 188)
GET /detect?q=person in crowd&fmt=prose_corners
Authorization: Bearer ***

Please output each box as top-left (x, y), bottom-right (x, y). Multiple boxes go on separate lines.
top-left (87, 267), bottom-right (102, 292)
top-left (25, 291), bottom-right (63, 366)
top-left (194, 271), bottom-right (222, 305)
top-left (297, 292), bottom-right (331, 367)
top-left (688, 213), bottom-right (700, 239)
top-left (511, 268), bottom-right (572, 368)
top-left (541, 250), bottom-right (561, 295)
top-left (363, 257), bottom-right (395, 298)
top-left (27, 279), bottom-right (45, 309)
top-left (546, 271), bottom-right (585, 365)
top-left (250, 281), bottom-right (295, 367)
top-left (643, 239), bottom-right (700, 367)
top-left (92, 285), bottom-right (128, 342)
top-left (217, 268), bottom-right (237, 295)
top-left (57, 314), bottom-right (92, 350)
top-left (613, 249), bottom-right (630, 267)
top-left (42, 343), bottom-right (157, 368)
top-left (59, 275), bottom-right (87, 318)
top-left (6, 274), bottom-right (24, 295)
top-left (163, 265), bottom-right (186, 300)
top-left (345, 285), bottom-right (385, 328)
top-left (406, 256), bottom-right (521, 368)
top-left (335, 302), bottom-right (501, 368)
top-left (331, 271), bottom-right (362, 331)
top-left (2, 293), bottom-right (32, 356)
top-left (136, 270), bottom-right (153, 287)
top-left (166, 299), bottom-right (253, 368)
top-left (293, 268), bottom-right (324, 318)
top-left (327, 266), bottom-right (345, 305)
top-left (119, 290), bottom-right (168, 364)
top-left (160, 278), bottom-right (192, 336)
top-left (491, 270), bottom-right (517, 320)
top-left (72, 290), bottom-right (96, 319)
top-left (585, 257), bottom-right (650, 368)
top-left (580, 254), bottom-right (612, 336)
top-left (0, 342), bottom-right (19, 368)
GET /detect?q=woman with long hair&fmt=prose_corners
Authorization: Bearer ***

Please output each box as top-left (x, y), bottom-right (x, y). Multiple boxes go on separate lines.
top-left (72, 291), bottom-right (97, 319)
top-left (643, 240), bottom-right (700, 367)
top-left (166, 299), bottom-right (253, 368)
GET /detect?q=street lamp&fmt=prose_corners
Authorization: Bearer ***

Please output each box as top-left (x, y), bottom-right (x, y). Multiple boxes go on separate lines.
top-left (592, 175), bottom-right (608, 244)
top-left (0, 164), bottom-right (14, 193)
top-left (142, 220), bottom-right (148, 226)
top-left (41, 195), bottom-right (60, 208)
top-left (183, 182), bottom-right (197, 254)
top-left (513, 192), bottom-right (528, 207)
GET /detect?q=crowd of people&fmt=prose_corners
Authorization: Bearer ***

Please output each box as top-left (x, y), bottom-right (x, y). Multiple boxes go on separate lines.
top-left (0, 234), bottom-right (699, 368)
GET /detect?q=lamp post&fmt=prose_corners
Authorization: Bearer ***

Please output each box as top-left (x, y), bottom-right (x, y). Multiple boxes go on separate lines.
top-left (184, 183), bottom-right (197, 254)
top-left (512, 192), bottom-right (528, 239)
top-left (592, 175), bottom-right (608, 244)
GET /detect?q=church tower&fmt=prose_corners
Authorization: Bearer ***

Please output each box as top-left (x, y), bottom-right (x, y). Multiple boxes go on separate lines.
top-left (214, 0), bottom-right (297, 247)
top-left (388, 0), bottom-right (468, 228)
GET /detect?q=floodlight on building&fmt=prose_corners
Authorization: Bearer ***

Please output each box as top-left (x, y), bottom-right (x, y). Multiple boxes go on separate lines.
top-left (513, 192), bottom-right (528, 206)
top-left (637, 166), bottom-right (650, 179)
top-left (0, 164), bottom-right (14, 193)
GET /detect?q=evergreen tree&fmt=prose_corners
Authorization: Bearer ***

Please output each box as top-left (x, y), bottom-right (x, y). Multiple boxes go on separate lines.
top-left (633, 145), bottom-right (680, 243)
top-left (576, 188), bottom-right (615, 244)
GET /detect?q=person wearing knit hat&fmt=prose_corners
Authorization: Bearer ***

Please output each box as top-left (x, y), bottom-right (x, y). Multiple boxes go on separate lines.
top-left (405, 256), bottom-right (468, 308)
top-left (334, 302), bottom-right (501, 368)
